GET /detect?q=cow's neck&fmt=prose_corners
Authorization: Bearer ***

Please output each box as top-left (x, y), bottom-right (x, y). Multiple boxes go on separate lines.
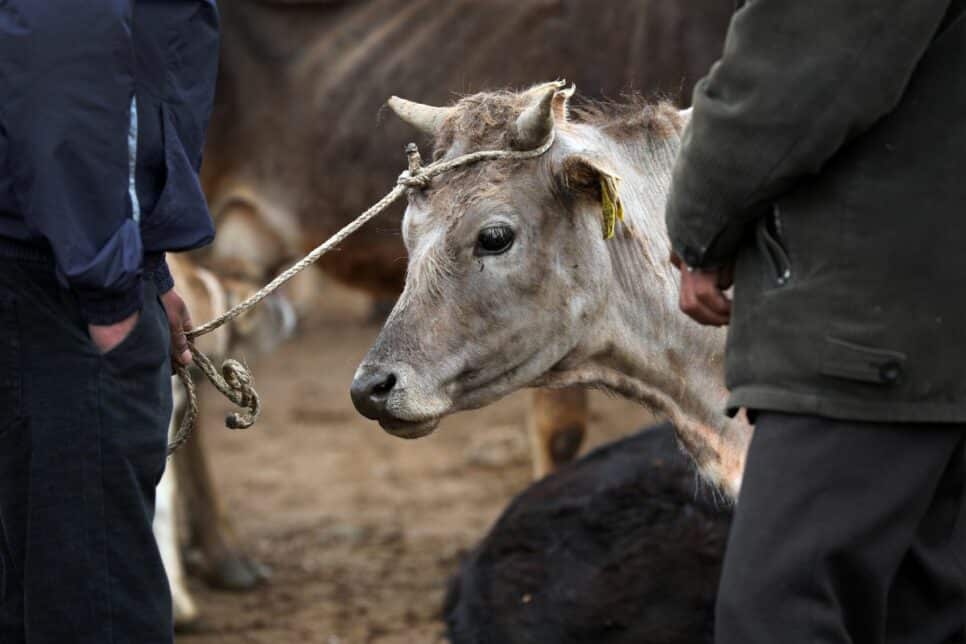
top-left (543, 121), bottom-right (750, 499)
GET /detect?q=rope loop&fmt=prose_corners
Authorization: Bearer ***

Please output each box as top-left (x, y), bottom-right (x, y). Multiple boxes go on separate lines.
top-left (169, 133), bottom-right (556, 454)
top-left (168, 363), bottom-right (198, 456)
top-left (397, 170), bottom-right (432, 190)
top-left (221, 359), bottom-right (260, 429)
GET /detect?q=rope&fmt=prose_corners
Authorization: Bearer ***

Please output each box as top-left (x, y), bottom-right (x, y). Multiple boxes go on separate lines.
top-left (167, 132), bottom-right (556, 455)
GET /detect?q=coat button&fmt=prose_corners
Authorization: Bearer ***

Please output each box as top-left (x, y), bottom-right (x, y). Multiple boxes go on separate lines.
top-left (879, 361), bottom-right (903, 384)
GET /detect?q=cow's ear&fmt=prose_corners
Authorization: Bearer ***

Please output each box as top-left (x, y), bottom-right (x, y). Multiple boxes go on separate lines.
top-left (558, 155), bottom-right (624, 240)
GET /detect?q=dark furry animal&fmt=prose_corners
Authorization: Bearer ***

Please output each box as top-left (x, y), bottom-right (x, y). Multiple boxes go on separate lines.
top-left (445, 422), bottom-right (731, 644)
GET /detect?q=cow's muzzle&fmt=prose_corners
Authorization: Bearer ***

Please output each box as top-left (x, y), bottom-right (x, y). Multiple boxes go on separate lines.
top-left (350, 364), bottom-right (441, 438)
top-left (350, 365), bottom-right (397, 420)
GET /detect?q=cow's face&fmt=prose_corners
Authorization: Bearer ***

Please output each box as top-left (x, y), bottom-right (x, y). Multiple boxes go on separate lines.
top-left (351, 83), bottom-right (617, 438)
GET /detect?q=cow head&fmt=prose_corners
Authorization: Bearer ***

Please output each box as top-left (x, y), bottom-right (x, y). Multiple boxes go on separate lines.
top-left (351, 82), bottom-right (683, 438)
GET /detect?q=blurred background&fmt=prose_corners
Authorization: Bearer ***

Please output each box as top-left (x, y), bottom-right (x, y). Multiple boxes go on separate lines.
top-left (169, 1), bottom-right (733, 641)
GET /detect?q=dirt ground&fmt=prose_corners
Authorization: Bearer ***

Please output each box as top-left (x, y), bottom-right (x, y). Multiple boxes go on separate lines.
top-left (177, 278), bottom-right (651, 644)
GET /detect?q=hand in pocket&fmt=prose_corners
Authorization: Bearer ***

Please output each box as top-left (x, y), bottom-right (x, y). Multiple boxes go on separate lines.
top-left (88, 311), bottom-right (140, 355)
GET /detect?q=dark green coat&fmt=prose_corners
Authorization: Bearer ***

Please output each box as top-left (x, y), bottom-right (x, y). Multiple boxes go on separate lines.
top-left (666, 0), bottom-right (966, 421)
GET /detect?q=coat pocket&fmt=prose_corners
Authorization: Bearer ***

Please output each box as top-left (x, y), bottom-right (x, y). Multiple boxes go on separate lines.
top-left (755, 206), bottom-right (792, 288)
top-left (821, 336), bottom-right (907, 386)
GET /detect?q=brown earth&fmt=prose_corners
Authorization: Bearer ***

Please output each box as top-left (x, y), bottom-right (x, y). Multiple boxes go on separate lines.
top-left (177, 278), bottom-right (653, 644)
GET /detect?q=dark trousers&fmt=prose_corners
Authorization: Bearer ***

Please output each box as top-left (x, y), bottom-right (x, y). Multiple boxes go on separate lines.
top-left (717, 412), bottom-right (966, 644)
top-left (0, 257), bottom-right (173, 643)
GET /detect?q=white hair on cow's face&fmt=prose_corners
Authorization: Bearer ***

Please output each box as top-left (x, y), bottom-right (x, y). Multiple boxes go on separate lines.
top-left (400, 196), bottom-right (464, 305)
top-left (405, 224), bottom-right (449, 299)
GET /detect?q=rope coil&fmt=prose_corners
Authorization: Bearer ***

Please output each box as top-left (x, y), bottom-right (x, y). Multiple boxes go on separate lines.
top-left (168, 132), bottom-right (556, 455)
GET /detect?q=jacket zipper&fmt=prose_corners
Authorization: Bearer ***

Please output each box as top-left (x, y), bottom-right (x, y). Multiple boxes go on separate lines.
top-left (756, 206), bottom-right (792, 287)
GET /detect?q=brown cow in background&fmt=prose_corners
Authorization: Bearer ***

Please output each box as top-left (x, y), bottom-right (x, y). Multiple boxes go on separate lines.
top-left (174, 0), bottom-right (731, 625)
top-left (203, 0), bottom-right (732, 297)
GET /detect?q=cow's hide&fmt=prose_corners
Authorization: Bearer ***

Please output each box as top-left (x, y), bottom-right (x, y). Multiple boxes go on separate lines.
top-left (445, 422), bottom-right (731, 644)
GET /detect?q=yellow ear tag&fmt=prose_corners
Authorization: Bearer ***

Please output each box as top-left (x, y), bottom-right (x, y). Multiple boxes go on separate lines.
top-left (600, 174), bottom-right (624, 240)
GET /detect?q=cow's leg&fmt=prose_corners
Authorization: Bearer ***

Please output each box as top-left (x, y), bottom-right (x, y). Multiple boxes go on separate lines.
top-left (181, 387), bottom-right (267, 591)
top-left (155, 456), bottom-right (200, 627)
top-left (528, 388), bottom-right (588, 479)
top-left (157, 382), bottom-right (201, 628)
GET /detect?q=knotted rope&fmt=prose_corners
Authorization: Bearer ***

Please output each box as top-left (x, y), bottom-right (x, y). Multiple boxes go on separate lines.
top-left (167, 132), bottom-right (557, 455)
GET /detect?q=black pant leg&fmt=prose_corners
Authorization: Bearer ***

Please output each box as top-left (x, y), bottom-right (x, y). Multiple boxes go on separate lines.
top-left (0, 285), bottom-right (27, 643)
top-left (86, 281), bottom-right (174, 643)
top-left (885, 438), bottom-right (966, 644)
top-left (716, 412), bottom-right (966, 644)
top-left (0, 260), bottom-right (173, 644)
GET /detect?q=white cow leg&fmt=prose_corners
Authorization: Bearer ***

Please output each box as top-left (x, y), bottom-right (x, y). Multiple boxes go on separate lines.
top-left (154, 381), bottom-right (200, 627)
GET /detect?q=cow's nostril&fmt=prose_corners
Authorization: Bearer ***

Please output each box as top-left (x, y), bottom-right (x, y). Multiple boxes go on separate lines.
top-left (372, 373), bottom-right (396, 396)
top-left (350, 368), bottom-right (399, 420)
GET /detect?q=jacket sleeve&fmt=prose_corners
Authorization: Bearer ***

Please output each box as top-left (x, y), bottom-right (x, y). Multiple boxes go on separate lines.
top-left (145, 253), bottom-right (176, 296)
top-left (665, 0), bottom-right (953, 269)
top-left (1, 1), bottom-right (143, 324)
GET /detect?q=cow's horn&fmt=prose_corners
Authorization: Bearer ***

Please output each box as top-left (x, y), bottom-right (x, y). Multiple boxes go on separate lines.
top-left (522, 79), bottom-right (569, 101)
top-left (511, 83), bottom-right (561, 150)
top-left (387, 96), bottom-right (453, 136)
top-left (552, 83), bottom-right (576, 121)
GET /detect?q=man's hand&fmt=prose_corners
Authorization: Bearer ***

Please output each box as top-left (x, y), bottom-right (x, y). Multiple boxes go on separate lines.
top-left (160, 289), bottom-right (193, 367)
top-left (89, 312), bottom-right (140, 355)
top-left (670, 252), bottom-right (734, 327)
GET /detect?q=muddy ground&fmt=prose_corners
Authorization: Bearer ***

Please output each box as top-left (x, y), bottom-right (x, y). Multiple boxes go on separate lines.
top-left (177, 279), bottom-right (652, 644)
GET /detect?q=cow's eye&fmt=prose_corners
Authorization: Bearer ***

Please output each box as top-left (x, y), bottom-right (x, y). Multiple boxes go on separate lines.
top-left (476, 225), bottom-right (515, 255)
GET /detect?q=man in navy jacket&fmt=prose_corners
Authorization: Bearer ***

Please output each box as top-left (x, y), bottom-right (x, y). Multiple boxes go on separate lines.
top-left (0, 2), bottom-right (219, 641)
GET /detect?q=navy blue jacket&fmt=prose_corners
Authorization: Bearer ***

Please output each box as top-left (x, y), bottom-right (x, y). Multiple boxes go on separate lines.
top-left (0, 1), bottom-right (219, 324)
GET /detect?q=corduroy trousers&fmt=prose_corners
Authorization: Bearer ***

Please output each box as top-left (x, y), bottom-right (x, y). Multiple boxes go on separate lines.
top-left (0, 256), bottom-right (173, 643)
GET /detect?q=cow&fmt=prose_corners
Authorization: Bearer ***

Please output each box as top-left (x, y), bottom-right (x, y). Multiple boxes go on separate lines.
top-left (173, 2), bottom-right (730, 622)
top-left (200, 0), bottom-right (734, 476)
top-left (350, 82), bottom-right (752, 499)
top-left (445, 422), bottom-right (730, 644)
top-left (155, 253), bottom-right (294, 626)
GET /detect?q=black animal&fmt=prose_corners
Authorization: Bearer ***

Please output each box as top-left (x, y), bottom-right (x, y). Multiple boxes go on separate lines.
top-left (445, 423), bottom-right (731, 644)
